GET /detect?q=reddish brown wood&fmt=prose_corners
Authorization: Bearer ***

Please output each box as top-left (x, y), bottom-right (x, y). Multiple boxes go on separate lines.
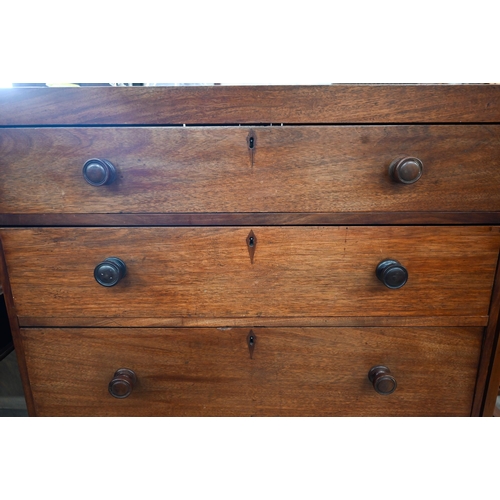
top-left (1, 212), bottom-right (500, 226)
top-left (480, 258), bottom-right (500, 416)
top-left (471, 257), bottom-right (500, 416)
top-left (2, 226), bottom-right (498, 323)
top-left (484, 339), bottom-right (500, 416)
top-left (21, 326), bottom-right (483, 416)
top-left (16, 315), bottom-right (489, 328)
top-left (1, 85), bottom-right (500, 125)
top-left (1, 85), bottom-right (499, 417)
top-left (2, 126), bottom-right (500, 214)
top-left (0, 236), bottom-right (36, 416)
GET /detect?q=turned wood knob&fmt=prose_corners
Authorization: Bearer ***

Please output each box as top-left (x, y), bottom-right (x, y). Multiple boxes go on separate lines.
top-left (94, 257), bottom-right (126, 287)
top-left (108, 368), bottom-right (137, 399)
top-left (389, 156), bottom-right (423, 184)
top-left (82, 158), bottom-right (116, 186)
top-left (376, 259), bottom-right (408, 289)
top-left (368, 366), bottom-right (397, 395)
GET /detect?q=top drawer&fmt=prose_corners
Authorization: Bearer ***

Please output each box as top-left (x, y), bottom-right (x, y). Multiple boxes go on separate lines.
top-left (1, 125), bottom-right (499, 215)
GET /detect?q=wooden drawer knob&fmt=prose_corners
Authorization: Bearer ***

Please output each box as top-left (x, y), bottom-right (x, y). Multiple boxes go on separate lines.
top-left (376, 259), bottom-right (408, 289)
top-left (389, 156), bottom-right (423, 184)
top-left (368, 365), bottom-right (397, 395)
top-left (82, 158), bottom-right (116, 186)
top-left (108, 368), bottom-right (137, 399)
top-left (94, 257), bottom-right (126, 287)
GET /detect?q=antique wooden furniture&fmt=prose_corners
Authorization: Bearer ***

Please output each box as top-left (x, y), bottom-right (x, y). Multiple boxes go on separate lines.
top-left (1, 85), bottom-right (500, 416)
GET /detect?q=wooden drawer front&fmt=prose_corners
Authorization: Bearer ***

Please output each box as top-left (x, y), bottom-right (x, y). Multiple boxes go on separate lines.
top-left (1, 126), bottom-right (500, 214)
top-left (3, 226), bottom-right (499, 323)
top-left (21, 326), bottom-right (483, 416)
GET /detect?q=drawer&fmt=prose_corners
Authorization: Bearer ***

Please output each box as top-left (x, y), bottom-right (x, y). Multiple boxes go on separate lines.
top-left (2, 226), bottom-right (499, 324)
top-left (1, 126), bottom-right (500, 214)
top-left (21, 326), bottom-right (483, 416)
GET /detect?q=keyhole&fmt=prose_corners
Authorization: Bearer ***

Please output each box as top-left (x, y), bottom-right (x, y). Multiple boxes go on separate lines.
top-left (249, 335), bottom-right (254, 346)
top-left (249, 136), bottom-right (254, 149)
top-left (248, 237), bottom-right (255, 247)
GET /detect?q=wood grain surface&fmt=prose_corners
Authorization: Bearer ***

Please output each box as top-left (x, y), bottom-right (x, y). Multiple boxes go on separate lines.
top-left (16, 315), bottom-right (488, 328)
top-left (481, 258), bottom-right (500, 416)
top-left (2, 126), bottom-right (500, 214)
top-left (472, 256), bottom-right (500, 415)
top-left (2, 226), bottom-right (498, 323)
top-left (21, 326), bottom-right (483, 416)
top-left (483, 330), bottom-right (500, 416)
top-left (1, 212), bottom-right (500, 227)
top-left (2, 84), bottom-right (500, 418)
top-left (0, 237), bottom-right (35, 415)
top-left (1, 85), bottom-right (500, 125)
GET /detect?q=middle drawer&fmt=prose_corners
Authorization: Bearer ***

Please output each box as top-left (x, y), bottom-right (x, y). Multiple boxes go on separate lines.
top-left (2, 226), bottom-right (498, 325)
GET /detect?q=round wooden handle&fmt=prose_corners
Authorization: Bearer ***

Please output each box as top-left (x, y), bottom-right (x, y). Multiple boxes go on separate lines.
top-left (94, 257), bottom-right (126, 287)
top-left (376, 259), bottom-right (408, 289)
top-left (368, 366), bottom-right (397, 395)
top-left (83, 158), bottom-right (117, 186)
top-left (108, 368), bottom-right (137, 399)
top-left (389, 157), bottom-right (423, 184)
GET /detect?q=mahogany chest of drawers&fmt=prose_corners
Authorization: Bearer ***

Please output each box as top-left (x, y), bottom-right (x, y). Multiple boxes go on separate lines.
top-left (1, 85), bottom-right (500, 416)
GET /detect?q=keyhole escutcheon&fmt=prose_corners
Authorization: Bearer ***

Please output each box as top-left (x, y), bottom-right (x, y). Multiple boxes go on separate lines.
top-left (247, 330), bottom-right (256, 359)
top-left (246, 230), bottom-right (257, 264)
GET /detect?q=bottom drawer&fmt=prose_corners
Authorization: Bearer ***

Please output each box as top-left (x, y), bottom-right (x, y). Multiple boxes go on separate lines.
top-left (22, 326), bottom-right (483, 416)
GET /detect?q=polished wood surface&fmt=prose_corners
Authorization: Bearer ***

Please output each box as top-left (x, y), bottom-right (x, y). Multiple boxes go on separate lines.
top-left (480, 250), bottom-right (500, 416)
top-left (2, 226), bottom-right (498, 323)
top-left (1, 85), bottom-right (500, 125)
top-left (0, 238), bottom-right (35, 415)
top-left (16, 315), bottom-right (489, 328)
top-left (484, 338), bottom-right (500, 417)
top-left (2, 212), bottom-right (500, 226)
top-left (1, 85), bottom-right (500, 417)
top-left (1, 126), bottom-right (500, 214)
top-left (21, 326), bottom-right (483, 417)
top-left (472, 257), bottom-right (500, 415)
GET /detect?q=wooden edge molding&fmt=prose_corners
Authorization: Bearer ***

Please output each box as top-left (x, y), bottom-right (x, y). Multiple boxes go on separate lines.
top-left (1, 212), bottom-right (500, 226)
top-left (480, 254), bottom-right (500, 415)
top-left (0, 236), bottom-right (36, 416)
top-left (18, 316), bottom-right (489, 328)
top-left (483, 334), bottom-right (500, 416)
top-left (1, 85), bottom-right (500, 125)
top-left (471, 255), bottom-right (500, 416)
